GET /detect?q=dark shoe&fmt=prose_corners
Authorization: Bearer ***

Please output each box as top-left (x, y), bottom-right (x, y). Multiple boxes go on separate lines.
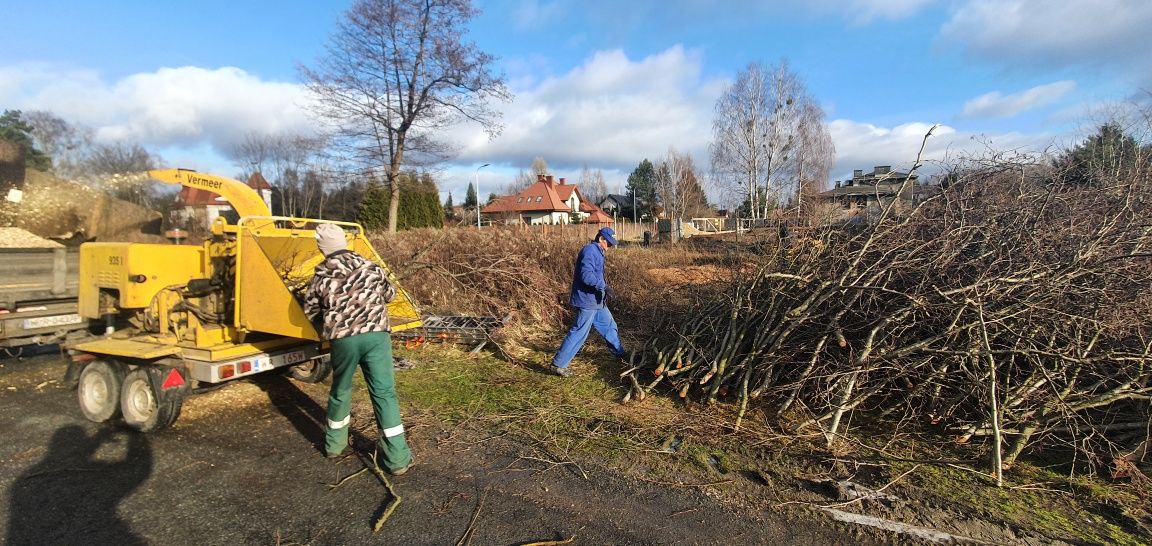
top-left (549, 365), bottom-right (573, 378)
top-left (326, 446), bottom-right (352, 459)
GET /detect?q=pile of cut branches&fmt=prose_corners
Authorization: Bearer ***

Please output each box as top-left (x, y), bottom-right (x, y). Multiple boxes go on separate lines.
top-left (626, 154), bottom-right (1152, 476)
top-left (372, 227), bottom-right (578, 325)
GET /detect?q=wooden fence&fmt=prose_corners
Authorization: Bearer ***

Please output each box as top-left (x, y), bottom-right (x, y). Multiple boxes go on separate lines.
top-left (477, 221), bottom-right (654, 243)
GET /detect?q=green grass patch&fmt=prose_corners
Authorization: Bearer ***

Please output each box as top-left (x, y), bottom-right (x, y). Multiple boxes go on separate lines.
top-left (346, 343), bottom-right (1151, 545)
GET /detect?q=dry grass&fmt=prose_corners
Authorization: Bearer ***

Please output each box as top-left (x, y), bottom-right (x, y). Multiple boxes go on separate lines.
top-left (372, 227), bottom-right (720, 351)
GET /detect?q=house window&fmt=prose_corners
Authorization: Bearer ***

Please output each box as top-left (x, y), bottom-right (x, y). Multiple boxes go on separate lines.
top-left (517, 197), bottom-right (523, 203)
top-left (536, 196), bottom-right (542, 202)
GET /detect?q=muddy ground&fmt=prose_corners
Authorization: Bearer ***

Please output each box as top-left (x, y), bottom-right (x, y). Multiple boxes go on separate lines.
top-left (0, 351), bottom-right (877, 546)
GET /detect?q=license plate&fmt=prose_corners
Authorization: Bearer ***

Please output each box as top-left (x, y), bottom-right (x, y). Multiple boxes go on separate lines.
top-left (22, 314), bottom-right (83, 329)
top-left (282, 351), bottom-right (308, 365)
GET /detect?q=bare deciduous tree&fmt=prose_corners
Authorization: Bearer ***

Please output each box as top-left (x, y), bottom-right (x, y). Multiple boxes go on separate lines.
top-left (87, 142), bottom-right (162, 207)
top-left (531, 156), bottom-right (548, 177)
top-left (711, 60), bottom-right (832, 219)
top-left (655, 148), bottom-right (710, 220)
top-left (505, 168), bottom-right (533, 194)
top-left (579, 163), bottom-right (609, 206)
top-left (301, 0), bottom-right (510, 233)
top-left (503, 157), bottom-right (551, 195)
top-left (228, 133), bottom-right (331, 217)
top-left (23, 111), bottom-right (92, 178)
top-left (711, 63), bottom-right (770, 218)
top-left (793, 100), bottom-right (835, 221)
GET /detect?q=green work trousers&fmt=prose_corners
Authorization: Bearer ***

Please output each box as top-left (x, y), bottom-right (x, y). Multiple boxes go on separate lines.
top-left (325, 331), bottom-right (413, 472)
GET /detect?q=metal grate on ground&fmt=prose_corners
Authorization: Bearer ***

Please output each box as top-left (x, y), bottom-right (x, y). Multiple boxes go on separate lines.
top-left (392, 315), bottom-right (504, 349)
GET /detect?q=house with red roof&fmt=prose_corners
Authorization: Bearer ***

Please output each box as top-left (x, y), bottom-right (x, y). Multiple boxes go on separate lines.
top-left (170, 172), bottom-right (274, 228)
top-left (480, 174), bottom-right (613, 225)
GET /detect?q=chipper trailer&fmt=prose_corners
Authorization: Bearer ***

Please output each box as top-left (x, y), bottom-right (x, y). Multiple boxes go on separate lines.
top-left (67, 169), bottom-right (422, 432)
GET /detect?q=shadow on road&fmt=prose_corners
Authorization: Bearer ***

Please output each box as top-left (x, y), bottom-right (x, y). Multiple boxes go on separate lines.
top-left (5, 425), bottom-right (152, 546)
top-left (254, 374), bottom-right (329, 455)
top-left (254, 374), bottom-right (381, 460)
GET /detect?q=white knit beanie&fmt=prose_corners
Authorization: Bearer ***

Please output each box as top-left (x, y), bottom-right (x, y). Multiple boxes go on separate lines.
top-left (314, 223), bottom-right (347, 256)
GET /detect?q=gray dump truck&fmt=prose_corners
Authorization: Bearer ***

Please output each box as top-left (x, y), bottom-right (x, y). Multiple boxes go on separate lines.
top-left (0, 228), bottom-right (85, 353)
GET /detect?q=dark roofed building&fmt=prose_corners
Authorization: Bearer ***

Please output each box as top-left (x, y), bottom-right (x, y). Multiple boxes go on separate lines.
top-left (818, 165), bottom-right (917, 221)
top-left (597, 194), bottom-right (635, 221)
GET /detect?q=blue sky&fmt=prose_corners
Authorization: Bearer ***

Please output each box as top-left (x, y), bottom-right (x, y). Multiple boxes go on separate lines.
top-left (3, 0), bottom-right (1150, 206)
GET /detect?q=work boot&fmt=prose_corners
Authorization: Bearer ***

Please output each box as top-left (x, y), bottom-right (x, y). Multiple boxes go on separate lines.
top-left (549, 364), bottom-right (573, 378)
top-left (326, 445), bottom-right (352, 459)
top-left (388, 460), bottom-right (414, 476)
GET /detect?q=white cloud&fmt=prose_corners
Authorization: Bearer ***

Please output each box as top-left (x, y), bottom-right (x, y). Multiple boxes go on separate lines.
top-left (827, 119), bottom-right (1054, 181)
top-left (940, 0), bottom-right (1152, 82)
top-left (448, 43), bottom-right (1064, 204)
top-left (0, 53), bottom-right (1071, 208)
top-left (961, 80), bottom-right (1076, 119)
top-left (453, 45), bottom-right (723, 176)
top-left (0, 63), bottom-right (315, 161)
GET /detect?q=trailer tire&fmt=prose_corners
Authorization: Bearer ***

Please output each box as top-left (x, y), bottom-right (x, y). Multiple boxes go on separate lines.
top-left (120, 368), bottom-right (183, 432)
top-left (288, 357), bottom-right (331, 383)
top-left (77, 360), bottom-right (124, 422)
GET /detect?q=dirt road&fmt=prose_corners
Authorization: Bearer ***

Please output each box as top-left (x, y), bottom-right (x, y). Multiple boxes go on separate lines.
top-left (0, 352), bottom-right (871, 545)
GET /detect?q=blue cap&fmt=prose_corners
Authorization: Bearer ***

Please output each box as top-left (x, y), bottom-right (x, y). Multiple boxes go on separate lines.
top-left (597, 227), bottom-right (617, 246)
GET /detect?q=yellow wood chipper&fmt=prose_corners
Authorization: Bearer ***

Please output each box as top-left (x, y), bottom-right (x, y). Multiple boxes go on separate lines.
top-left (67, 169), bottom-right (421, 432)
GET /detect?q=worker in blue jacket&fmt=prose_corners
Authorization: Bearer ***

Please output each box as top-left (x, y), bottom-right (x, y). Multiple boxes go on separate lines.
top-left (549, 227), bottom-right (627, 377)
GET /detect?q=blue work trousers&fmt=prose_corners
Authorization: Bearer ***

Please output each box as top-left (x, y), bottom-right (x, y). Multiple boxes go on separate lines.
top-left (551, 306), bottom-right (625, 369)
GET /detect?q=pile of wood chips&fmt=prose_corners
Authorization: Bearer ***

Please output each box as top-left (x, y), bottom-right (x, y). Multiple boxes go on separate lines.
top-left (0, 227), bottom-right (63, 249)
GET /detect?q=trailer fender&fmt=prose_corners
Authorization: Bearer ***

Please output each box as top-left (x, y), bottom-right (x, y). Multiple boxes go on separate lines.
top-left (145, 364), bottom-right (192, 405)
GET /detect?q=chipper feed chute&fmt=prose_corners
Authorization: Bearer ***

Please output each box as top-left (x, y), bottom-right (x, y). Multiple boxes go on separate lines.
top-left (234, 217), bottom-right (421, 340)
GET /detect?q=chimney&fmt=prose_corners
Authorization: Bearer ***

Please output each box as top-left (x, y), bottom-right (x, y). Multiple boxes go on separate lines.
top-left (537, 174), bottom-right (546, 183)
top-left (558, 177), bottom-right (566, 185)
top-left (546, 175), bottom-right (554, 185)
top-left (875, 165), bottom-right (891, 175)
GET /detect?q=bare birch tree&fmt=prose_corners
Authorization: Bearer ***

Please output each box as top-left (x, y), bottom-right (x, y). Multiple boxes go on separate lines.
top-left (301, 0), bottom-right (510, 233)
top-left (711, 60), bottom-right (832, 219)
top-left (793, 101), bottom-right (835, 221)
top-left (711, 63), bottom-right (770, 218)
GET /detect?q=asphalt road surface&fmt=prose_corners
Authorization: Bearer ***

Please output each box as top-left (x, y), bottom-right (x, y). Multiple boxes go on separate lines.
top-left (0, 351), bottom-right (871, 545)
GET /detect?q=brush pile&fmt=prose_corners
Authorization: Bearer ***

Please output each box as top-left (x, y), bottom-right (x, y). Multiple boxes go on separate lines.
top-left (372, 227), bottom-right (581, 325)
top-left (625, 158), bottom-right (1152, 473)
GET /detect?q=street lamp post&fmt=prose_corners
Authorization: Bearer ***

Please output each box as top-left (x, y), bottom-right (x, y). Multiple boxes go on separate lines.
top-left (475, 163), bottom-right (490, 229)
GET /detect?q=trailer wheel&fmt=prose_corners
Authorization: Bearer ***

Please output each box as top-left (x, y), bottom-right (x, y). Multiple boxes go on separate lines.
top-left (120, 368), bottom-right (183, 432)
top-left (77, 360), bottom-right (124, 422)
top-left (288, 357), bottom-right (331, 383)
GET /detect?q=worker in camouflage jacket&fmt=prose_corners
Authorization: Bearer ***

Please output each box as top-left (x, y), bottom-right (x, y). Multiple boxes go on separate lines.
top-left (303, 223), bottom-right (413, 475)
